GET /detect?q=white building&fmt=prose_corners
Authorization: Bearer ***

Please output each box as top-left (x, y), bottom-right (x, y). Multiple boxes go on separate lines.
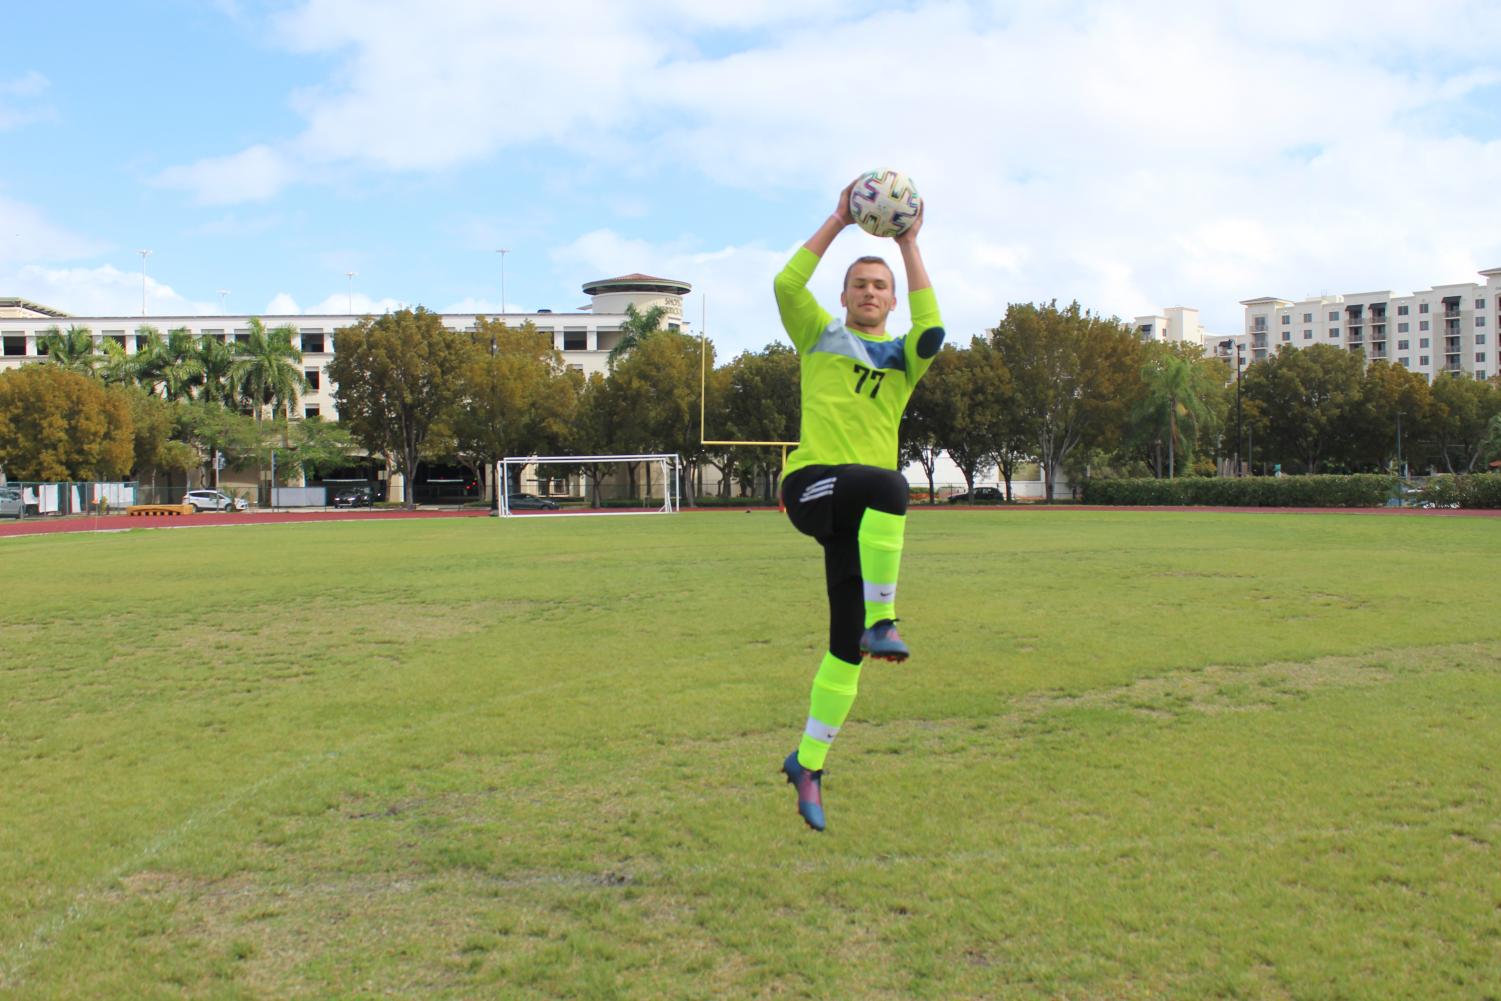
top-left (1131, 306), bottom-right (1219, 348)
top-left (1225, 267), bottom-right (1501, 381)
top-left (0, 273), bottom-right (693, 420)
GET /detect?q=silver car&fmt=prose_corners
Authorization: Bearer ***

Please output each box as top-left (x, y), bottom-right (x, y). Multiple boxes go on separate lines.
top-left (184, 489), bottom-right (249, 513)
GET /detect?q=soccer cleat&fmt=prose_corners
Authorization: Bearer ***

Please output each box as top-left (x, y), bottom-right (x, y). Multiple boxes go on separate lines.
top-left (860, 619), bottom-right (909, 662)
top-left (782, 750), bottom-right (826, 832)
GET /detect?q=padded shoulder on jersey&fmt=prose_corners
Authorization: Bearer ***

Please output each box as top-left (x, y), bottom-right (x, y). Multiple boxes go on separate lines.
top-left (916, 326), bottom-right (945, 359)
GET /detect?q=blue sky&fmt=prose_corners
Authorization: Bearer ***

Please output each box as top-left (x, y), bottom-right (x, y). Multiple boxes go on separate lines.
top-left (3, 0), bottom-right (1500, 358)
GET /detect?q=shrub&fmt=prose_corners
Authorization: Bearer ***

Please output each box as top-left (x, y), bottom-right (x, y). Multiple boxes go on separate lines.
top-left (1416, 473), bottom-right (1501, 509)
top-left (1081, 475), bottom-right (1399, 507)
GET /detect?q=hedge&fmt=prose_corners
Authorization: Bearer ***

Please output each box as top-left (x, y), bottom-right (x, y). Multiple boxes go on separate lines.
top-left (1414, 473), bottom-right (1501, 509)
top-left (1080, 474), bottom-right (1400, 508)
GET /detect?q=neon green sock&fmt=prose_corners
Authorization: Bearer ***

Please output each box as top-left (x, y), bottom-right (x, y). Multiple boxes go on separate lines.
top-left (858, 509), bottom-right (906, 628)
top-left (796, 652), bottom-right (862, 771)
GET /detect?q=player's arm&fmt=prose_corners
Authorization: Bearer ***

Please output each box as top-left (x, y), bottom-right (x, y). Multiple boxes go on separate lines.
top-left (897, 207), bottom-right (944, 381)
top-left (774, 179), bottom-right (857, 353)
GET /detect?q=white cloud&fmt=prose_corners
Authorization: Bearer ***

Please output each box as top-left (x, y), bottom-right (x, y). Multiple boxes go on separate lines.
top-left (0, 194), bottom-right (105, 264)
top-left (0, 70), bottom-right (50, 130)
top-left (155, 145), bottom-right (296, 205)
top-left (11, 264), bottom-right (217, 318)
top-left (149, 1), bottom-right (1501, 337)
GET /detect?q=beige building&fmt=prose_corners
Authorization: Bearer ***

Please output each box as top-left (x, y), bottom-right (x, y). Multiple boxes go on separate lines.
top-left (1227, 267), bottom-right (1501, 380)
top-left (0, 274), bottom-right (693, 419)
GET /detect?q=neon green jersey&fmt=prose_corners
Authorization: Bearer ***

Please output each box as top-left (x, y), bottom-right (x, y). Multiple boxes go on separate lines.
top-left (775, 246), bottom-right (943, 476)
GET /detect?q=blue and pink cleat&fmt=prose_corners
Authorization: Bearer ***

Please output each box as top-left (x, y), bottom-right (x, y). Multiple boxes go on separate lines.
top-left (782, 750), bottom-right (826, 832)
top-left (860, 619), bottom-right (909, 662)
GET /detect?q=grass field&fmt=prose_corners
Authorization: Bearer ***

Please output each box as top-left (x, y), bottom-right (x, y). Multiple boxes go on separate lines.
top-left (2, 510), bottom-right (1499, 999)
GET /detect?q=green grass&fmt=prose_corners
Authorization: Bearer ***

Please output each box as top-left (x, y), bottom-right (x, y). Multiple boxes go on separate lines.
top-left (2, 510), bottom-right (1498, 999)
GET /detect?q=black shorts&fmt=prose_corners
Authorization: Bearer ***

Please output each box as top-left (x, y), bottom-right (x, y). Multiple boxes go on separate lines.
top-left (782, 464), bottom-right (908, 580)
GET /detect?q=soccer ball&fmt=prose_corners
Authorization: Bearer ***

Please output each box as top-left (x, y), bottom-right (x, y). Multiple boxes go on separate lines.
top-left (848, 169), bottom-right (922, 238)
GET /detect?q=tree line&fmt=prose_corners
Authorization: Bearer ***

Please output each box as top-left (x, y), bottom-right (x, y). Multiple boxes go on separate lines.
top-left (4, 303), bottom-right (1499, 506)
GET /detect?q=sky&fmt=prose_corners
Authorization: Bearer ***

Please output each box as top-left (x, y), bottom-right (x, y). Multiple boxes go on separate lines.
top-left (3, 0), bottom-right (1500, 359)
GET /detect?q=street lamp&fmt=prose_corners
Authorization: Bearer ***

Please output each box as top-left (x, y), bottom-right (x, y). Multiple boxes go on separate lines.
top-left (217, 288), bottom-right (229, 314)
top-left (345, 271), bottom-right (357, 314)
top-left (1221, 338), bottom-right (1243, 476)
top-left (138, 249), bottom-right (152, 316)
top-left (1396, 411), bottom-right (1405, 479)
top-left (496, 248), bottom-right (508, 314)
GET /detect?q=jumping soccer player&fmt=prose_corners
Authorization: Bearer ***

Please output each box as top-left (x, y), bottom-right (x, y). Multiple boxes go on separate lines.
top-left (776, 178), bottom-right (944, 832)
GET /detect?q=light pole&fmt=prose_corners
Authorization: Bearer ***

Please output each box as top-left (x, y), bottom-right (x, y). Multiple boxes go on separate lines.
top-left (345, 271), bottom-right (357, 314)
top-left (496, 248), bottom-right (508, 314)
top-left (217, 289), bottom-right (229, 314)
top-left (1396, 411), bottom-right (1405, 478)
top-left (138, 249), bottom-right (152, 316)
top-left (1221, 339), bottom-right (1243, 476)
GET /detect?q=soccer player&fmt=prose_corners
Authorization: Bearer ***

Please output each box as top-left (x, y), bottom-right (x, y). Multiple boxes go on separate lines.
top-left (775, 178), bottom-right (944, 832)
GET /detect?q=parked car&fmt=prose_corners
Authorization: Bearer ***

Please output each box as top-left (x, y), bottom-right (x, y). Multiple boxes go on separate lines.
top-left (947, 486), bottom-right (1005, 504)
top-left (0, 485), bottom-right (24, 518)
top-left (184, 489), bottom-right (249, 512)
top-left (497, 493), bottom-right (561, 511)
top-left (330, 484), bottom-right (376, 508)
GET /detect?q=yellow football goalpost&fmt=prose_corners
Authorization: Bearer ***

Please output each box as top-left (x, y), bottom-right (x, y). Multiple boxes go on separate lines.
top-left (698, 305), bottom-right (798, 498)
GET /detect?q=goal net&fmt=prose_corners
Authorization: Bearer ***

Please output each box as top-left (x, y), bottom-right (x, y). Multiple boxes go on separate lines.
top-left (496, 453), bottom-right (682, 517)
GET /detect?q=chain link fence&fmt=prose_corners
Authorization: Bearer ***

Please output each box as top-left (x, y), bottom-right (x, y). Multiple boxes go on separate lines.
top-left (0, 481), bottom-right (139, 518)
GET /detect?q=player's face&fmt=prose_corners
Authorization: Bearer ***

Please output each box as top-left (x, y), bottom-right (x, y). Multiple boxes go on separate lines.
top-left (841, 262), bottom-right (897, 331)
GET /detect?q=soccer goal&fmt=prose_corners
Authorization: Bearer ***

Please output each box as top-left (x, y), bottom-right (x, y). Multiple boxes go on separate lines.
top-left (496, 453), bottom-right (682, 517)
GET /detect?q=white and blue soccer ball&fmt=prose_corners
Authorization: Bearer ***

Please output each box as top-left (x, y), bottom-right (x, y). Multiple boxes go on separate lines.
top-left (848, 169), bottom-right (922, 238)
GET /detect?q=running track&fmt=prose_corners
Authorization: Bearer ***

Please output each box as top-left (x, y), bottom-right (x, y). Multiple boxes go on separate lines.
top-left (1, 503), bottom-right (1496, 540)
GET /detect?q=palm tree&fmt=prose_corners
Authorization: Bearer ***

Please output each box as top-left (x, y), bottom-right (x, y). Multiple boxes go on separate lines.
top-left (607, 303), bottom-right (667, 368)
top-left (1139, 352), bottom-right (1210, 478)
top-left (97, 338), bottom-right (140, 386)
top-left (229, 317), bottom-right (306, 423)
top-left (131, 326), bottom-right (168, 394)
top-left (196, 335), bottom-right (237, 405)
top-left (37, 324), bottom-right (98, 374)
top-left (159, 327), bottom-right (206, 401)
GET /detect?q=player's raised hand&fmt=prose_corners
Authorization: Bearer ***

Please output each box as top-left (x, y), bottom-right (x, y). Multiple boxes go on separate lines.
top-left (894, 201), bottom-right (924, 246)
top-left (833, 177), bottom-right (858, 227)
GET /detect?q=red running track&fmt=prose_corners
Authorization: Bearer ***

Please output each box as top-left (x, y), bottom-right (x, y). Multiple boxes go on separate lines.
top-left (0, 508), bottom-right (490, 539)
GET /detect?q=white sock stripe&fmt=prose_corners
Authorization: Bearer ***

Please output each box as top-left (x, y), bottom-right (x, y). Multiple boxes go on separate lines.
top-left (863, 581), bottom-right (897, 603)
top-left (804, 716), bottom-right (840, 743)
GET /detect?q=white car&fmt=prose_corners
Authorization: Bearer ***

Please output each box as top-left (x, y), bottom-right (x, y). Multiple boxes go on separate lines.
top-left (184, 489), bottom-right (248, 513)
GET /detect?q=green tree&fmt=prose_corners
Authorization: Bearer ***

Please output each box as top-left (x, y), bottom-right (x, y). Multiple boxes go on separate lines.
top-left (1351, 361), bottom-right (1435, 473)
top-left (97, 338), bottom-right (139, 387)
top-left (569, 372), bottom-right (621, 506)
top-left (989, 301), bottom-right (1142, 500)
top-left (1240, 344), bottom-right (1364, 473)
top-left (1134, 344), bottom-right (1215, 478)
top-left (37, 324), bottom-right (98, 374)
top-left (159, 327), bottom-right (206, 401)
top-left (607, 303), bottom-right (668, 369)
top-left (230, 317), bottom-right (306, 422)
top-left (609, 331), bottom-right (708, 503)
top-left (179, 399), bottom-right (261, 487)
top-left (1428, 374), bottom-right (1501, 473)
top-left (0, 365), bottom-right (134, 480)
top-left (196, 336), bottom-right (237, 405)
top-left (722, 343), bottom-right (799, 502)
top-left (328, 307), bottom-right (470, 508)
top-left (448, 319), bottom-right (576, 502)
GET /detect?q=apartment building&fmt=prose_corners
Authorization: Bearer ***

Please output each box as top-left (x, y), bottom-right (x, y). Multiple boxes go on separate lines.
top-left (1227, 267), bottom-right (1501, 380)
top-left (0, 273), bottom-right (693, 419)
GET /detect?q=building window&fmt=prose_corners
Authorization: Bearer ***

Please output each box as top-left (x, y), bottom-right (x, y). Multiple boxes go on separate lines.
top-left (563, 330), bottom-right (588, 351)
top-left (1420, 337), bottom-right (1430, 348)
top-left (1397, 322), bottom-right (1409, 333)
top-left (1330, 329), bottom-right (1340, 338)
top-left (1282, 331), bottom-right (1290, 341)
top-left (1478, 299), bottom-right (1487, 310)
top-left (1398, 357), bottom-right (1409, 367)
top-left (235, 329), bottom-right (250, 345)
top-left (304, 405), bottom-right (320, 419)
top-left (1303, 313), bottom-right (1312, 322)
top-left (1419, 303), bottom-right (1429, 314)
top-left (1281, 315), bottom-right (1290, 325)
top-left (304, 368), bottom-right (320, 390)
top-left (301, 333), bottom-right (325, 353)
top-left (1304, 330), bottom-right (1313, 340)
top-left (1420, 356), bottom-right (1430, 366)
top-left (1478, 353), bottom-right (1487, 363)
top-left (1420, 320), bottom-right (1429, 331)
top-left (2, 335), bottom-right (25, 356)
top-left (1478, 334), bottom-right (1488, 345)
top-left (1398, 340), bottom-right (1409, 350)
top-left (1477, 316), bottom-right (1487, 327)
top-left (1328, 311), bottom-right (1339, 321)
top-left (567, 363), bottom-right (584, 373)
top-left (105, 333), bottom-right (126, 348)
top-left (1397, 305), bottom-right (1409, 316)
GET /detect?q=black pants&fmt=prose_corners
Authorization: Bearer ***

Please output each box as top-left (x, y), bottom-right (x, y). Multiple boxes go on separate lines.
top-left (781, 464), bottom-right (908, 663)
